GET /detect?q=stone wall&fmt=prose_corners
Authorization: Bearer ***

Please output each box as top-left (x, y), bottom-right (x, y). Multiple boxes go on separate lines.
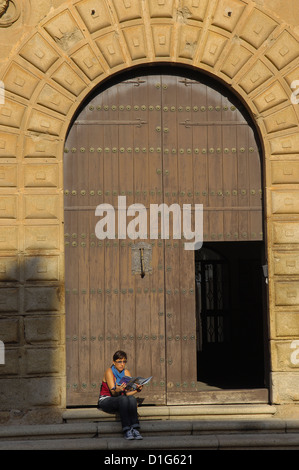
top-left (0, 0), bottom-right (299, 423)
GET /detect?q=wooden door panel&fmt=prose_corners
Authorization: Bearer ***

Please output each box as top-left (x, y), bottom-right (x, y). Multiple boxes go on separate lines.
top-left (88, 211), bottom-right (105, 394)
top-left (65, 76), bottom-right (166, 405)
top-left (162, 76), bottom-right (198, 403)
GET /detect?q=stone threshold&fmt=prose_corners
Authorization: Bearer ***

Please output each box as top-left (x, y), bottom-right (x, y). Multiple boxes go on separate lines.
top-left (63, 403), bottom-right (276, 423)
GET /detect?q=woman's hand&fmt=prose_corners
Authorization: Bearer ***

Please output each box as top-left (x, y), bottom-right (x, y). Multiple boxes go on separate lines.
top-left (115, 383), bottom-right (126, 393)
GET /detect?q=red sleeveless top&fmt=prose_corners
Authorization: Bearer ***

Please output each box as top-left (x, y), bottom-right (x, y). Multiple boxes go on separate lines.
top-left (100, 380), bottom-right (112, 397)
top-left (99, 368), bottom-right (125, 397)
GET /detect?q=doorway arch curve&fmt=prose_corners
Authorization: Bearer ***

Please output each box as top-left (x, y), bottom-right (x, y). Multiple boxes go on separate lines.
top-left (63, 65), bottom-right (267, 405)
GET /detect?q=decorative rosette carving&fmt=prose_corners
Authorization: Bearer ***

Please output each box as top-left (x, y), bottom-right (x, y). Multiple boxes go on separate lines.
top-left (0, 1), bottom-right (20, 27)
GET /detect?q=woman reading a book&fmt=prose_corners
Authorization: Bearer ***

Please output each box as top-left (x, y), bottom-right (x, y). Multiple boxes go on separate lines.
top-left (97, 350), bottom-right (143, 440)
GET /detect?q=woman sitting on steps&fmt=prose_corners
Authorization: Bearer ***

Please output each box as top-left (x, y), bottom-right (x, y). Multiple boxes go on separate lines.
top-left (97, 350), bottom-right (143, 440)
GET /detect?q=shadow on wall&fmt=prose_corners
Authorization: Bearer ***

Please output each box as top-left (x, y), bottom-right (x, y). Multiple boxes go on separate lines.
top-left (0, 254), bottom-right (65, 416)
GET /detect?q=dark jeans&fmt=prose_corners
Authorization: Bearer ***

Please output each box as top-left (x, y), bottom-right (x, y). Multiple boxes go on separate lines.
top-left (98, 395), bottom-right (140, 431)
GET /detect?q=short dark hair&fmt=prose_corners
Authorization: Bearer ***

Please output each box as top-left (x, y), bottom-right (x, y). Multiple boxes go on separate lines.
top-left (113, 350), bottom-right (127, 361)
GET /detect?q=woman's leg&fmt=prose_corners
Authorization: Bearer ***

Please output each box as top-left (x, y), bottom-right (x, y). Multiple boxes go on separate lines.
top-left (117, 395), bottom-right (139, 431)
top-left (127, 395), bottom-right (140, 428)
top-left (99, 396), bottom-right (132, 431)
top-left (98, 397), bottom-right (119, 414)
top-left (98, 395), bottom-right (140, 434)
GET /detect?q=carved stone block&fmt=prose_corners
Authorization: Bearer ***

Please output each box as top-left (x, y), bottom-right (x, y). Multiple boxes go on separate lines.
top-left (0, 256), bottom-right (19, 281)
top-left (0, 288), bottom-right (19, 312)
top-left (273, 251), bottom-right (299, 276)
top-left (271, 341), bottom-right (299, 371)
top-left (273, 222), bottom-right (299, 245)
top-left (24, 256), bottom-right (59, 281)
top-left (271, 191), bottom-right (299, 214)
top-left (24, 136), bottom-right (59, 159)
top-left (37, 84), bottom-right (73, 116)
top-left (211, 0), bottom-right (245, 33)
top-left (151, 24), bottom-right (172, 57)
top-left (0, 98), bottom-right (25, 129)
top-left (24, 195), bottom-right (59, 220)
top-left (96, 32), bottom-right (125, 68)
top-left (0, 195), bottom-right (17, 219)
top-left (201, 31), bottom-right (228, 67)
top-left (24, 287), bottom-right (61, 312)
top-left (123, 25), bottom-right (147, 61)
top-left (180, 0), bottom-right (209, 22)
top-left (252, 81), bottom-right (289, 113)
top-left (24, 225), bottom-right (59, 251)
top-left (240, 9), bottom-right (277, 49)
top-left (275, 282), bottom-right (299, 306)
top-left (44, 10), bottom-right (84, 52)
top-left (269, 133), bottom-right (299, 155)
top-left (265, 31), bottom-right (299, 70)
top-left (24, 164), bottom-right (59, 188)
top-left (0, 350), bottom-right (20, 376)
top-left (26, 377), bottom-right (64, 406)
top-left (271, 161), bottom-right (299, 184)
top-left (19, 33), bottom-right (59, 73)
top-left (221, 44), bottom-right (252, 78)
top-left (24, 347), bottom-right (63, 374)
top-left (71, 44), bottom-right (104, 80)
top-left (276, 311), bottom-right (299, 337)
top-left (75, 0), bottom-right (111, 34)
top-left (27, 109), bottom-right (63, 137)
top-left (0, 131), bottom-right (18, 158)
top-left (0, 318), bottom-right (19, 343)
top-left (178, 25), bottom-right (201, 60)
top-left (3, 62), bottom-right (39, 100)
top-left (148, 0), bottom-right (174, 19)
top-left (52, 62), bottom-right (86, 96)
top-left (0, 164), bottom-right (17, 187)
top-left (24, 316), bottom-right (62, 343)
top-left (264, 106), bottom-right (298, 134)
top-left (0, 226), bottom-right (18, 251)
top-left (239, 60), bottom-right (273, 93)
top-left (112, 0), bottom-right (142, 22)
top-left (284, 65), bottom-right (299, 89)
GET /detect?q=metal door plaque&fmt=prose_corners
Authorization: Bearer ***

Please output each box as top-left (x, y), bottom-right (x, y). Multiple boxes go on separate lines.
top-left (131, 242), bottom-right (152, 277)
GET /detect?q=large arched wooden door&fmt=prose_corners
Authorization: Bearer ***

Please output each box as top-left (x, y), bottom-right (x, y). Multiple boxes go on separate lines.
top-left (64, 69), bottom-right (263, 406)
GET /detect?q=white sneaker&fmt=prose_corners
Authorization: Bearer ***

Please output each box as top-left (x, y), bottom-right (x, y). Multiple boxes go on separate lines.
top-left (132, 428), bottom-right (143, 440)
top-left (124, 429), bottom-right (134, 440)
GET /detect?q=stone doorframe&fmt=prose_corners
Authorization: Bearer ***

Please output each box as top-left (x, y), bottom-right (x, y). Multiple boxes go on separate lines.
top-left (0, 0), bottom-right (299, 418)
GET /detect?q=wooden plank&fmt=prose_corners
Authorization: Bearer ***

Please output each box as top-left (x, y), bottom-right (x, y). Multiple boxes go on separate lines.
top-left (162, 76), bottom-right (182, 398)
top-left (65, 211), bottom-right (80, 404)
top-left (89, 210), bottom-right (105, 400)
top-left (207, 86), bottom-right (224, 240)
top-left (133, 75), bottom-right (165, 403)
top-left (77, 210), bottom-right (90, 399)
top-left (147, 75), bottom-right (166, 404)
top-left (117, 79), bottom-right (136, 373)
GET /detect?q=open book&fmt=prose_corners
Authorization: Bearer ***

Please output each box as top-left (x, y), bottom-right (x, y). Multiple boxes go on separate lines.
top-left (119, 375), bottom-right (152, 391)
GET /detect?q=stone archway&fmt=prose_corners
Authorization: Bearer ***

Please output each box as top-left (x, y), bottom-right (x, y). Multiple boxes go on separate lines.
top-left (1, 0), bottom-right (299, 414)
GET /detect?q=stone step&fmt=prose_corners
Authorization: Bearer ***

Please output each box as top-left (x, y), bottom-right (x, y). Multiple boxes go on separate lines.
top-left (62, 403), bottom-right (277, 423)
top-left (1, 419), bottom-right (299, 450)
